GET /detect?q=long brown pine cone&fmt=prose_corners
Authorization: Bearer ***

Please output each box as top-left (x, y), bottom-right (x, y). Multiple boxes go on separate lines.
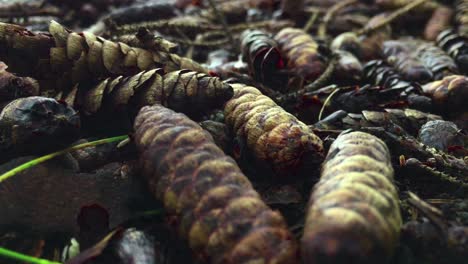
top-left (0, 21), bottom-right (207, 91)
top-left (224, 83), bottom-right (324, 175)
top-left (133, 104), bottom-right (299, 264)
top-left (302, 131), bottom-right (402, 264)
top-left (62, 68), bottom-right (233, 119)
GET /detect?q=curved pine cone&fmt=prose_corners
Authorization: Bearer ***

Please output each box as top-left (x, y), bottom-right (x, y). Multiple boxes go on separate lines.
top-left (64, 69), bottom-right (233, 118)
top-left (224, 83), bottom-right (324, 174)
top-left (274, 28), bottom-right (326, 81)
top-left (302, 131), bottom-right (402, 264)
top-left (133, 105), bottom-right (298, 264)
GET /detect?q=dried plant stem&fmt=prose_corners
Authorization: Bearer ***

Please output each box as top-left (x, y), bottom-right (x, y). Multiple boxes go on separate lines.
top-left (109, 19), bottom-right (217, 36)
top-left (357, 0), bottom-right (429, 36)
top-left (303, 10), bottom-right (319, 33)
top-left (170, 35), bottom-right (229, 47)
top-left (206, 0), bottom-right (235, 48)
top-left (173, 27), bottom-right (194, 58)
top-left (318, 0), bottom-right (358, 38)
top-left (114, 19), bottom-right (291, 41)
top-left (0, 1), bottom-right (61, 19)
top-left (304, 53), bottom-right (339, 92)
top-left (229, 20), bottom-right (294, 32)
top-left (407, 191), bottom-right (449, 235)
top-left (404, 158), bottom-right (468, 191)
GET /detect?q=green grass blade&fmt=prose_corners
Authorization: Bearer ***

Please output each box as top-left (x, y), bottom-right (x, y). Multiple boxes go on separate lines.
top-left (0, 246), bottom-right (62, 264)
top-left (0, 135), bottom-right (129, 184)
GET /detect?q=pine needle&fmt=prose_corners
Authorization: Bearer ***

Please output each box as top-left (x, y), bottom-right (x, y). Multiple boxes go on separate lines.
top-left (318, 87), bottom-right (341, 121)
top-left (0, 135), bottom-right (128, 184)
top-left (0, 246), bottom-right (62, 264)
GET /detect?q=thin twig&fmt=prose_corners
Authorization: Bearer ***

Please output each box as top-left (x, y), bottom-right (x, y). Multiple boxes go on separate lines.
top-left (407, 191), bottom-right (449, 236)
top-left (318, 0), bottom-right (358, 38)
top-left (311, 128), bottom-right (344, 135)
top-left (118, 30), bottom-right (179, 53)
top-left (110, 19), bottom-right (217, 36)
top-left (303, 53), bottom-right (339, 93)
top-left (173, 27), bottom-right (194, 58)
top-left (402, 157), bottom-right (468, 192)
top-left (206, 0), bottom-right (235, 49)
top-left (113, 19), bottom-right (293, 40)
top-left (0, 2), bottom-right (61, 18)
top-left (303, 10), bottom-right (319, 33)
top-left (356, 0), bottom-right (429, 36)
top-left (169, 36), bottom-right (229, 47)
top-left (228, 20), bottom-right (294, 32)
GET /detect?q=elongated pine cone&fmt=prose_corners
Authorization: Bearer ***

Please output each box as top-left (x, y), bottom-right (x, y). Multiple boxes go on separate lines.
top-left (133, 105), bottom-right (299, 264)
top-left (48, 20), bottom-right (207, 82)
top-left (274, 28), bottom-right (326, 81)
top-left (302, 131), bottom-right (402, 264)
top-left (224, 83), bottom-right (324, 174)
top-left (0, 21), bottom-right (207, 90)
top-left (63, 69), bottom-right (233, 118)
